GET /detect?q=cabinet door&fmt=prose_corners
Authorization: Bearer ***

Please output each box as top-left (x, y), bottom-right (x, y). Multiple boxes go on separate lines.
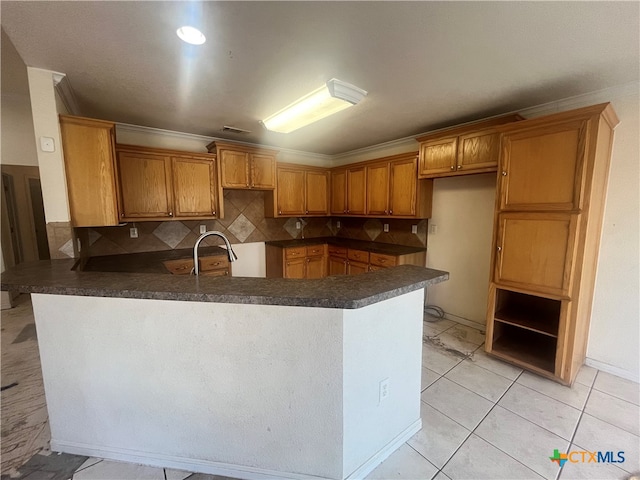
top-left (328, 256), bottom-right (348, 275)
top-left (418, 137), bottom-right (457, 177)
top-left (331, 169), bottom-right (347, 215)
top-left (495, 213), bottom-right (577, 297)
top-left (306, 255), bottom-right (326, 279)
top-left (276, 168), bottom-right (305, 216)
top-left (118, 151), bottom-right (173, 219)
top-left (347, 167), bottom-right (366, 215)
top-left (306, 171), bottom-right (329, 215)
top-left (250, 153), bottom-right (276, 189)
top-left (366, 163), bottom-right (389, 216)
top-left (59, 116), bottom-right (120, 227)
top-left (457, 130), bottom-right (500, 172)
top-left (347, 260), bottom-right (369, 275)
top-left (499, 120), bottom-right (586, 211)
top-left (284, 258), bottom-right (306, 279)
top-left (172, 156), bottom-right (217, 217)
top-left (219, 149), bottom-right (250, 188)
top-left (389, 157), bottom-right (418, 216)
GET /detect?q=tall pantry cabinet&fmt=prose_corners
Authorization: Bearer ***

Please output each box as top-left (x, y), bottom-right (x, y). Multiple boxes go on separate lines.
top-left (485, 103), bottom-right (619, 385)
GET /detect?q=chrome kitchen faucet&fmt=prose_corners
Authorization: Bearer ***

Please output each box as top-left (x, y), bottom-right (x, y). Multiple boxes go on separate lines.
top-left (193, 231), bottom-right (237, 275)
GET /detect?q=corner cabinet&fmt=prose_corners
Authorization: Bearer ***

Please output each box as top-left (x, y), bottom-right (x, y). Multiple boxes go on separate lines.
top-left (485, 103), bottom-right (619, 385)
top-left (417, 114), bottom-right (522, 178)
top-left (116, 145), bottom-right (219, 221)
top-left (265, 164), bottom-right (329, 217)
top-left (331, 153), bottom-right (433, 219)
top-left (59, 115), bottom-right (120, 227)
top-left (207, 141), bottom-right (277, 190)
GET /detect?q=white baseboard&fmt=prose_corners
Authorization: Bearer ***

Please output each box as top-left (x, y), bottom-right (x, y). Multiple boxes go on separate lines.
top-left (345, 419), bottom-right (422, 480)
top-left (51, 419), bottom-right (422, 480)
top-left (585, 358), bottom-right (640, 384)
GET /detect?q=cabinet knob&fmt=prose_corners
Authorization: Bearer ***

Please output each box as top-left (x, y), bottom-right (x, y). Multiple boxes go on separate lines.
top-left (344, 209), bottom-right (347, 213)
top-left (169, 211), bottom-right (173, 216)
top-left (246, 183), bottom-right (249, 187)
top-left (306, 210), bottom-right (309, 214)
top-left (389, 210), bottom-right (393, 214)
top-left (497, 246), bottom-right (502, 252)
top-left (450, 165), bottom-right (455, 171)
top-left (251, 183), bottom-right (254, 187)
top-left (346, 209), bottom-right (350, 213)
top-left (384, 210), bottom-right (388, 215)
top-left (501, 171), bottom-right (508, 176)
top-left (457, 165), bottom-right (462, 170)
top-left (278, 210), bottom-right (282, 214)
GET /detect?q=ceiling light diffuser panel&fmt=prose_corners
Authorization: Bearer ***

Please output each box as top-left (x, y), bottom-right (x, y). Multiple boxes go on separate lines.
top-left (262, 78), bottom-right (367, 133)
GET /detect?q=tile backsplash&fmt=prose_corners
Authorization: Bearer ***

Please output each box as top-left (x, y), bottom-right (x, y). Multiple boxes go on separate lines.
top-left (80, 190), bottom-right (427, 257)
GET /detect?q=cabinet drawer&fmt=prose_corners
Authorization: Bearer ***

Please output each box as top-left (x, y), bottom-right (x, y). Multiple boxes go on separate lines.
top-left (200, 268), bottom-right (230, 277)
top-left (285, 247), bottom-right (306, 259)
top-left (347, 249), bottom-right (370, 263)
top-left (327, 245), bottom-right (347, 257)
top-left (369, 253), bottom-right (397, 267)
top-left (199, 255), bottom-right (230, 272)
top-left (163, 259), bottom-right (194, 275)
top-left (306, 245), bottom-right (326, 257)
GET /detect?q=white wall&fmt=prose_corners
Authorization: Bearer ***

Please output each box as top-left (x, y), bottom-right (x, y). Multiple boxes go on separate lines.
top-left (585, 89), bottom-right (640, 381)
top-left (26, 67), bottom-right (70, 223)
top-left (425, 174), bottom-right (497, 324)
top-left (1, 29), bottom-right (39, 167)
top-left (33, 291), bottom-right (422, 479)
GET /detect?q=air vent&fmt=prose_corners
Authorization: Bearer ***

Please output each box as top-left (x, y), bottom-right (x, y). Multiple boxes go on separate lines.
top-left (221, 126), bottom-right (251, 134)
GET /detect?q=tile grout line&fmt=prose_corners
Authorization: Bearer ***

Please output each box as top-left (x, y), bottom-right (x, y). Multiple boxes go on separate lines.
top-left (556, 370), bottom-right (598, 480)
top-left (435, 370), bottom-right (551, 479)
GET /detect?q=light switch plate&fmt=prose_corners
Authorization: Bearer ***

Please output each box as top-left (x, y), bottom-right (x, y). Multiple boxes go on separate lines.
top-left (40, 137), bottom-right (55, 152)
top-left (199, 225), bottom-right (207, 234)
top-left (130, 227), bottom-right (138, 238)
top-left (383, 223), bottom-right (389, 232)
top-left (411, 225), bottom-right (418, 234)
top-left (336, 221), bottom-right (341, 229)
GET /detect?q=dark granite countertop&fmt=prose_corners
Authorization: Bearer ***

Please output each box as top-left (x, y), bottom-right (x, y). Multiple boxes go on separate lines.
top-left (79, 246), bottom-right (229, 274)
top-left (265, 237), bottom-right (427, 255)
top-left (1, 259), bottom-right (448, 309)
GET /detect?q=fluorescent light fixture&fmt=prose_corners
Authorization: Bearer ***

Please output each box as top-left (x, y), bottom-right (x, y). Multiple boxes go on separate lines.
top-left (262, 78), bottom-right (367, 133)
top-left (176, 26), bottom-right (206, 45)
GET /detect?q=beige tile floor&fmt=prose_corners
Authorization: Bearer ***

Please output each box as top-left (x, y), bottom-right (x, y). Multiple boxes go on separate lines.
top-left (1, 296), bottom-right (638, 480)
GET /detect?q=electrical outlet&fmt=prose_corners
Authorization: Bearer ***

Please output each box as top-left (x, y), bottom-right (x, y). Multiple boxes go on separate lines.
top-left (130, 227), bottom-right (138, 238)
top-left (429, 224), bottom-right (438, 235)
top-left (379, 378), bottom-right (390, 404)
top-left (76, 238), bottom-right (81, 252)
top-left (296, 221), bottom-right (301, 230)
top-left (411, 224), bottom-right (418, 234)
top-left (383, 223), bottom-right (389, 232)
top-left (336, 221), bottom-right (341, 229)
top-left (199, 225), bottom-right (207, 234)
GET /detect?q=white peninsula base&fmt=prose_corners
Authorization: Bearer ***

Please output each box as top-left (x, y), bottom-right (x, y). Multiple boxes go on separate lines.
top-left (32, 289), bottom-right (424, 480)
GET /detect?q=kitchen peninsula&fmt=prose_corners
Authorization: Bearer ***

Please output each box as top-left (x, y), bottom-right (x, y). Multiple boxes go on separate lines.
top-left (1, 260), bottom-right (448, 480)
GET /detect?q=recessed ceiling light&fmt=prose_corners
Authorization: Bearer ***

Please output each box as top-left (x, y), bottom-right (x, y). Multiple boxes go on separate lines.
top-left (176, 26), bottom-right (206, 45)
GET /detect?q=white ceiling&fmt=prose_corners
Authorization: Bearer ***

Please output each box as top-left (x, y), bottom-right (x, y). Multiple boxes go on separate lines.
top-left (2, 1), bottom-right (638, 155)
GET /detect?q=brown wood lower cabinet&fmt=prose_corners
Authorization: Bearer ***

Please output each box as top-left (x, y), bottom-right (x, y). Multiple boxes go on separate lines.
top-left (266, 243), bottom-right (426, 278)
top-left (163, 254), bottom-right (230, 276)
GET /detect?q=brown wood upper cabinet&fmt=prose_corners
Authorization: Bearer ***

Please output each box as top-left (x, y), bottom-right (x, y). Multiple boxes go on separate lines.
top-left (116, 144), bottom-right (219, 221)
top-left (59, 115), bottom-right (120, 227)
top-left (265, 164), bottom-right (329, 217)
top-left (332, 154), bottom-right (432, 218)
top-left (207, 141), bottom-right (277, 190)
top-left (417, 114), bottom-right (522, 179)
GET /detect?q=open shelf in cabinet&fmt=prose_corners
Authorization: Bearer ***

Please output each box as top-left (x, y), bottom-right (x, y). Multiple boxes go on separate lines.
top-left (491, 320), bottom-right (557, 374)
top-left (494, 288), bottom-right (561, 337)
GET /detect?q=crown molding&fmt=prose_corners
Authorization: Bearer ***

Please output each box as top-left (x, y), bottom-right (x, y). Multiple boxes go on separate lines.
top-left (50, 71), bottom-right (81, 115)
top-left (115, 122), bottom-right (332, 163)
top-left (111, 81), bottom-right (640, 166)
top-left (516, 81), bottom-right (639, 119)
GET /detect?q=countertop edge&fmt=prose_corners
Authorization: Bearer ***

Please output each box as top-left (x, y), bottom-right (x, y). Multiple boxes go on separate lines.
top-left (1, 260), bottom-right (449, 309)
